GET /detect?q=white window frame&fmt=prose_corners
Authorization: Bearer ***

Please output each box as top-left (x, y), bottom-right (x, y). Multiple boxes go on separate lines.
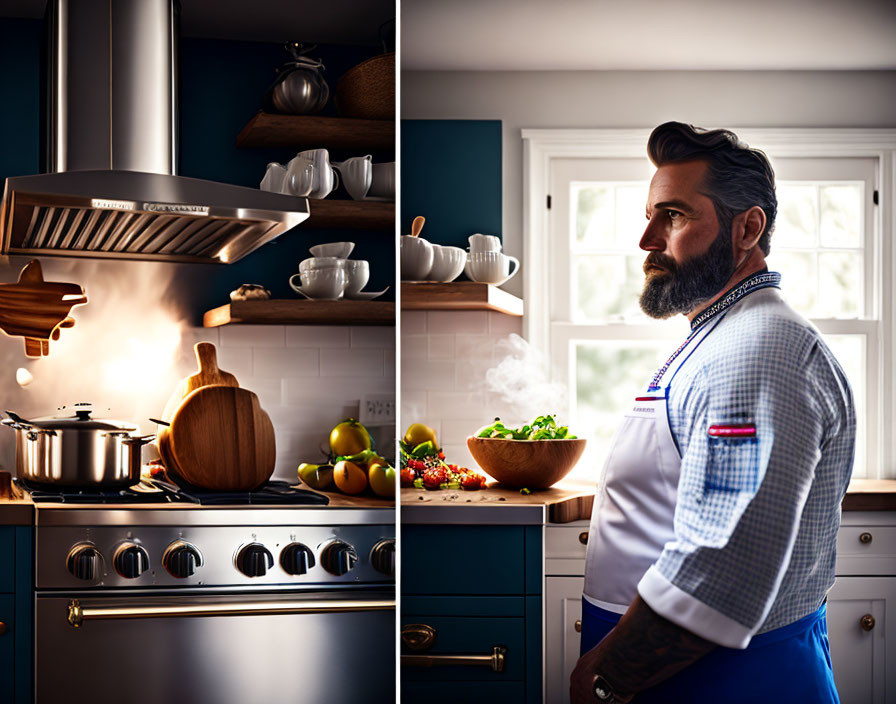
top-left (522, 128), bottom-right (896, 479)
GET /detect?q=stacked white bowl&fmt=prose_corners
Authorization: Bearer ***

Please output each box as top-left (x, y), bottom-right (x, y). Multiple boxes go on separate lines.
top-left (289, 242), bottom-right (372, 300)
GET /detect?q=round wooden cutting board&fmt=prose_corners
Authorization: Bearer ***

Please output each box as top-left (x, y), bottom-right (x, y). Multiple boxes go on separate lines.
top-left (161, 342), bottom-right (240, 423)
top-left (167, 385), bottom-right (276, 491)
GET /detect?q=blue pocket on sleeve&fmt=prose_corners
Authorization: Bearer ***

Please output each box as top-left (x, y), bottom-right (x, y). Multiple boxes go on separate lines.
top-left (706, 436), bottom-right (760, 493)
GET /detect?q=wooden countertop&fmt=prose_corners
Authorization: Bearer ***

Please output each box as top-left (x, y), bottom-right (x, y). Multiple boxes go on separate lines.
top-left (402, 478), bottom-right (896, 524)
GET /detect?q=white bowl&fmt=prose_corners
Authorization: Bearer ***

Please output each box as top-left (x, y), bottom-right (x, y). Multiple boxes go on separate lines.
top-left (400, 236), bottom-right (434, 281)
top-left (310, 242), bottom-right (355, 258)
top-left (299, 256), bottom-right (346, 273)
top-left (426, 245), bottom-right (466, 282)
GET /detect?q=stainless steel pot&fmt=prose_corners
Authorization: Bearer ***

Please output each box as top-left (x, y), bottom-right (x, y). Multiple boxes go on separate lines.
top-left (1, 404), bottom-right (153, 487)
top-left (266, 42), bottom-right (330, 115)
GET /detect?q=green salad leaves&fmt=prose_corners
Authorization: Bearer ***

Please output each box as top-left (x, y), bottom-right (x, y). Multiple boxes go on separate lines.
top-left (476, 414), bottom-right (576, 440)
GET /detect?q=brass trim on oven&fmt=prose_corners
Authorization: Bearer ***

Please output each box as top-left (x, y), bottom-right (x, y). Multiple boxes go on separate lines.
top-left (401, 646), bottom-right (506, 673)
top-left (67, 598), bottom-right (395, 627)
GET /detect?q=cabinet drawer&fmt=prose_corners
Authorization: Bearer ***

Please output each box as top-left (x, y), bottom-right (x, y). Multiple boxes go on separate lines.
top-left (545, 522), bottom-right (589, 576)
top-left (401, 612), bottom-right (524, 682)
top-left (0, 528), bottom-right (13, 592)
top-left (401, 681), bottom-right (525, 704)
top-left (402, 525), bottom-right (526, 595)
top-left (0, 594), bottom-right (14, 703)
top-left (836, 525), bottom-right (896, 576)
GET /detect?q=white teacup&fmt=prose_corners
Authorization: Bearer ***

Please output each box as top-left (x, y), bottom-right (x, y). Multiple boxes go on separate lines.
top-left (400, 235), bottom-right (434, 281)
top-left (334, 155), bottom-right (372, 201)
top-left (299, 256), bottom-right (346, 273)
top-left (466, 250), bottom-right (520, 285)
top-left (298, 148), bottom-right (340, 199)
top-left (285, 156), bottom-right (315, 196)
top-left (289, 268), bottom-right (347, 300)
top-left (344, 260), bottom-right (370, 295)
top-left (260, 162), bottom-right (287, 193)
top-left (469, 233), bottom-right (502, 253)
top-left (426, 245), bottom-right (466, 282)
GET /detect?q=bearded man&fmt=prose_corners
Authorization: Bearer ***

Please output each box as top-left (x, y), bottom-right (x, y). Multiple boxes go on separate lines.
top-left (570, 122), bottom-right (855, 704)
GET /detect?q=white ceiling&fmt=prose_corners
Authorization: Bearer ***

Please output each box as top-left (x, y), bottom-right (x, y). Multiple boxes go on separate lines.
top-left (401, 0), bottom-right (896, 71)
top-left (1, 0), bottom-right (394, 46)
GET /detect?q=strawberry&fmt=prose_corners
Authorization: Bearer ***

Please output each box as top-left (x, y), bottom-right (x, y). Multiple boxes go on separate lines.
top-left (460, 473), bottom-right (487, 490)
top-left (422, 466), bottom-right (448, 490)
top-left (400, 468), bottom-right (416, 487)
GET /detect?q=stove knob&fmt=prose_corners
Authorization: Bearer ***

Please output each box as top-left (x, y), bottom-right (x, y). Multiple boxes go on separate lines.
top-left (236, 543), bottom-right (273, 578)
top-left (370, 539), bottom-right (395, 576)
top-left (114, 543), bottom-right (150, 579)
top-left (320, 540), bottom-right (358, 576)
top-left (66, 543), bottom-right (100, 581)
top-left (163, 541), bottom-right (203, 579)
top-left (280, 543), bottom-right (315, 576)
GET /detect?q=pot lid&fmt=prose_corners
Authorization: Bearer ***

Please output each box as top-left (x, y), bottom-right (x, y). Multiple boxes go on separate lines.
top-left (25, 403), bottom-right (138, 432)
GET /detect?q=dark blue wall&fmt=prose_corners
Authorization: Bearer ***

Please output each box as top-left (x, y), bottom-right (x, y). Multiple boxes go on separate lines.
top-left (400, 119), bottom-right (502, 248)
top-left (0, 19), bottom-right (394, 324)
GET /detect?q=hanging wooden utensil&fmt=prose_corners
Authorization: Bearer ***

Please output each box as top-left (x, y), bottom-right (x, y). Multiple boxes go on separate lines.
top-left (161, 342), bottom-right (239, 422)
top-left (0, 260), bottom-right (87, 357)
top-left (167, 385), bottom-right (276, 491)
top-left (410, 216), bottom-right (425, 237)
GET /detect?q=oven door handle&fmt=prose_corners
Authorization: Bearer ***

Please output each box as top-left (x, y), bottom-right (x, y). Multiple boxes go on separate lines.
top-left (67, 597), bottom-right (395, 627)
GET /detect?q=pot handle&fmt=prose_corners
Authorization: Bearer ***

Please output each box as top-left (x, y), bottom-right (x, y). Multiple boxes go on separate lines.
top-left (3, 410), bottom-right (32, 431)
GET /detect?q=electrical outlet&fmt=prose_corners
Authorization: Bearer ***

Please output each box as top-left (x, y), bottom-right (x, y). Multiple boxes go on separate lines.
top-left (359, 394), bottom-right (396, 427)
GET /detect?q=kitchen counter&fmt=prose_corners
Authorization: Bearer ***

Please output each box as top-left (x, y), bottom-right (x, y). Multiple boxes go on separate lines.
top-left (0, 495), bottom-right (32, 525)
top-left (401, 478), bottom-right (896, 525)
top-left (400, 480), bottom-right (594, 525)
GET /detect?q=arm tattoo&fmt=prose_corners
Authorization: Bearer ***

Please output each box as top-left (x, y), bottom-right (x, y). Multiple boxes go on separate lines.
top-left (589, 595), bottom-right (717, 697)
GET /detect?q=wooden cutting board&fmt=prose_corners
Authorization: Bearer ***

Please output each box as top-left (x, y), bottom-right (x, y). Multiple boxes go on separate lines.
top-left (161, 342), bottom-right (239, 422)
top-left (167, 385), bottom-right (276, 491)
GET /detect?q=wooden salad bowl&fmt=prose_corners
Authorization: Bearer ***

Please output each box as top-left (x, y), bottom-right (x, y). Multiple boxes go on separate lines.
top-left (466, 437), bottom-right (587, 489)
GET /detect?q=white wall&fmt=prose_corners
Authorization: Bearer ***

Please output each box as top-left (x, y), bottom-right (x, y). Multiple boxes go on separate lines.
top-left (401, 70), bottom-right (896, 297)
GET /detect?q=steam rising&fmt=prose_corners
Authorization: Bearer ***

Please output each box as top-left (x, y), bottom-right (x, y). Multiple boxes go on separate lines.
top-left (485, 334), bottom-right (568, 424)
top-left (0, 258), bottom-right (189, 468)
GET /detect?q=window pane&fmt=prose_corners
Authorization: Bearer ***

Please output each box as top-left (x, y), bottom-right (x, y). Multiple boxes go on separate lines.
top-left (817, 252), bottom-right (862, 318)
top-left (822, 334), bottom-right (865, 478)
top-left (614, 185), bottom-right (649, 250)
top-left (767, 250), bottom-right (817, 313)
top-left (573, 341), bottom-right (671, 479)
top-left (775, 185), bottom-right (818, 248)
top-left (575, 255), bottom-right (644, 320)
top-left (820, 185), bottom-right (862, 248)
top-left (574, 184), bottom-right (613, 248)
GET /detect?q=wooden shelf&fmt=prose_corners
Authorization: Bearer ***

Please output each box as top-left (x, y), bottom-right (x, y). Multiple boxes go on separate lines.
top-left (236, 112), bottom-right (394, 151)
top-left (307, 198), bottom-right (394, 230)
top-left (203, 299), bottom-right (395, 327)
top-left (400, 282), bottom-right (524, 316)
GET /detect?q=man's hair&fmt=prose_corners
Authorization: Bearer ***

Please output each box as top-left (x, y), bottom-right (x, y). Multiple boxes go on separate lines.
top-left (647, 121), bottom-right (777, 255)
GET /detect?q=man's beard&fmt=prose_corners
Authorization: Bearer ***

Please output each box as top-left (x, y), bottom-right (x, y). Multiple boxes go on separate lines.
top-left (638, 226), bottom-right (735, 319)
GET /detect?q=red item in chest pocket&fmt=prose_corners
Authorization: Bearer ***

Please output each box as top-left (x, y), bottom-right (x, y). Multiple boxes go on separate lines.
top-left (708, 424), bottom-right (757, 438)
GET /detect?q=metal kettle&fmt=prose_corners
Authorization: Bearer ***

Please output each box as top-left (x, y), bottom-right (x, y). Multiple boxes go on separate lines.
top-left (266, 42), bottom-right (330, 115)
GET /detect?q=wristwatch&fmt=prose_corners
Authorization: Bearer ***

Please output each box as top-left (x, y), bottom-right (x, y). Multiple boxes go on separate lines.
top-left (592, 675), bottom-right (631, 703)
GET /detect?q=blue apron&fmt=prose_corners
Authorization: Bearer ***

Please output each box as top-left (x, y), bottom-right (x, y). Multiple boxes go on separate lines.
top-left (581, 598), bottom-right (839, 703)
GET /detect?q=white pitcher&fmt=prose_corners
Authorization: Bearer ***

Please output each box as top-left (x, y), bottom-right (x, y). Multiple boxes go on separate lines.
top-left (334, 155), bottom-right (372, 200)
top-left (284, 156), bottom-right (315, 196)
top-left (297, 148), bottom-right (340, 199)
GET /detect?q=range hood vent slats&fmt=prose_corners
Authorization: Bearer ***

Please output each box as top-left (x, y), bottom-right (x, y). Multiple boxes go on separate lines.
top-left (57, 208), bottom-right (87, 249)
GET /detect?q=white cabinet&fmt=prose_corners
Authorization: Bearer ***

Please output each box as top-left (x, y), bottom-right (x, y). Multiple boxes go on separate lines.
top-left (827, 577), bottom-right (895, 704)
top-left (543, 513), bottom-right (896, 704)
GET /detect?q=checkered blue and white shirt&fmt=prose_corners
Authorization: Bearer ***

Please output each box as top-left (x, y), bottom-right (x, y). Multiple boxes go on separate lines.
top-left (637, 276), bottom-right (856, 643)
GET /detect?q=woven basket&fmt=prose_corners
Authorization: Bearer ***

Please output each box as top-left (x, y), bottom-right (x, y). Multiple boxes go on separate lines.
top-left (335, 52), bottom-right (395, 120)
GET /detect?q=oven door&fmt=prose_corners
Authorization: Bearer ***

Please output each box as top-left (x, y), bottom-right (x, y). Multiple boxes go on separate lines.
top-left (35, 589), bottom-right (395, 704)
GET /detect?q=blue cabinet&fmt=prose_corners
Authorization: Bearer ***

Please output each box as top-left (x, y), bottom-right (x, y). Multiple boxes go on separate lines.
top-left (401, 524), bottom-right (542, 704)
top-left (0, 526), bottom-right (33, 704)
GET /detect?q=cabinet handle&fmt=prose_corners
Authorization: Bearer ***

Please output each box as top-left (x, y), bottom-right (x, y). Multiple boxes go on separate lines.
top-left (859, 532), bottom-right (873, 544)
top-left (578, 532), bottom-right (589, 546)
top-left (401, 623), bottom-right (437, 651)
top-left (861, 614), bottom-right (875, 631)
top-left (574, 619), bottom-right (581, 633)
top-left (0, 621), bottom-right (6, 636)
top-left (401, 646), bottom-right (506, 673)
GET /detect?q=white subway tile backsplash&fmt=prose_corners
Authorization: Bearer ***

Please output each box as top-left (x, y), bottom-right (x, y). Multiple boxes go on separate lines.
top-left (441, 443), bottom-right (476, 472)
top-left (215, 347), bottom-right (254, 380)
top-left (441, 419), bottom-right (482, 447)
top-left (180, 327), bottom-right (220, 348)
top-left (427, 310), bottom-right (488, 334)
top-left (401, 335), bottom-right (428, 361)
top-left (287, 326), bottom-right (350, 348)
top-left (384, 347), bottom-right (396, 378)
top-left (454, 334), bottom-right (493, 361)
top-left (320, 347), bottom-right (385, 377)
top-left (219, 325), bottom-right (286, 348)
top-left (401, 311), bottom-right (427, 334)
top-left (427, 334), bottom-right (456, 359)
top-left (488, 312), bottom-right (523, 335)
top-left (426, 391), bottom-right (486, 420)
top-left (283, 376), bottom-right (395, 406)
top-left (253, 347), bottom-right (319, 378)
top-left (400, 391), bottom-right (427, 422)
top-left (351, 326), bottom-right (395, 349)
top-left (237, 377), bottom-right (284, 409)
top-left (402, 359), bottom-right (457, 391)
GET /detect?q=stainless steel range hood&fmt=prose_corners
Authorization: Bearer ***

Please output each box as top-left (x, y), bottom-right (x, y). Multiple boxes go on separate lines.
top-left (0, 0), bottom-right (309, 264)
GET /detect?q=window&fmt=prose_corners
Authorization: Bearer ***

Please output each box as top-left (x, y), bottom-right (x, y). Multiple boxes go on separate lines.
top-left (522, 129), bottom-right (896, 480)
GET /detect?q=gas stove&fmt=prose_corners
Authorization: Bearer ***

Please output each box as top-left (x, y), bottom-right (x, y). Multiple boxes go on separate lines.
top-left (21, 478), bottom-right (396, 704)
